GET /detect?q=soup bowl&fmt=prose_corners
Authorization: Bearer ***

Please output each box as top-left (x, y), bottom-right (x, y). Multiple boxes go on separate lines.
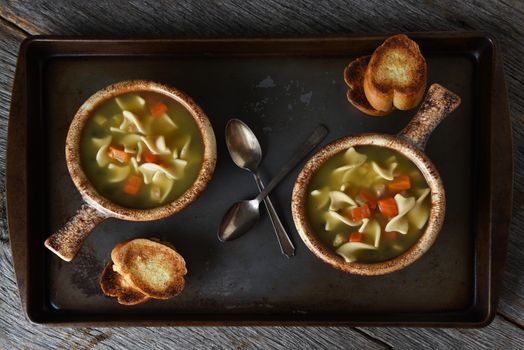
top-left (291, 84), bottom-right (461, 275)
top-left (45, 80), bottom-right (217, 261)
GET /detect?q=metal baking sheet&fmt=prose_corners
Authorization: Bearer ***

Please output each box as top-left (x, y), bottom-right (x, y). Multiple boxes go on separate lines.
top-left (6, 33), bottom-right (512, 326)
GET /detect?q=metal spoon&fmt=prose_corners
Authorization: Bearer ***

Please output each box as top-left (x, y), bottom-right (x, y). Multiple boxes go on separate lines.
top-left (218, 124), bottom-right (328, 242)
top-left (225, 119), bottom-right (295, 257)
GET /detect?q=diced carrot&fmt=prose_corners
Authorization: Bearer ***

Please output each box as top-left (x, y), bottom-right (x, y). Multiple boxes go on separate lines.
top-left (107, 146), bottom-right (130, 163)
top-left (383, 231), bottom-right (399, 240)
top-left (143, 150), bottom-right (159, 164)
top-left (349, 232), bottom-right (363, 243)
top-left (123, 175), bottom-right (142, 195)
top-left (359, 189), bottom-right (377, 209)
top-left (351, 203), bottom-right (371, 222)
top-left (387, 175), bottom-right (411, 192)
top-left (149, 102), bottom-right (168, 116)
top-left (378, 197), bottom-right (398, 218)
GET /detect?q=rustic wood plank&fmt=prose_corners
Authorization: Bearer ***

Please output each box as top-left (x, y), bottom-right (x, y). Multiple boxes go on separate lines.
top-left (0, 16), bottom-right (29, 349)
top-left (499, 198), bottom-right (524, 327)
top-left (0, 0), bottom-right (523, 348)
top-left (1, 324), bottom-right (389, 350)
top-left (0, 18), bottom-right (25, 241)
top-left (359, 315), bottom-right (524, 349)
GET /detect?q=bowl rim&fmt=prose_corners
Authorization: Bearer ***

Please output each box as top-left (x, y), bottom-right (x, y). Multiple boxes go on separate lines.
top-left (291, 133), bottom-right (445, 275)
top-left (65, 80), bottom-right (217, 221)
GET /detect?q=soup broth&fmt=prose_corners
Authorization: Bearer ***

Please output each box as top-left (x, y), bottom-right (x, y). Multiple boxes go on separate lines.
top-left (80, 92), bottom-right (203, 209)
top-left (307, 145), bottom-right (431, 263)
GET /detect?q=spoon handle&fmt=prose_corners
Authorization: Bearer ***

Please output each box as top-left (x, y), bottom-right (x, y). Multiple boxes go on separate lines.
top-left (253, 173), bottom-right (295, 258)
top-left (255, 125), bottom-right (328, 203)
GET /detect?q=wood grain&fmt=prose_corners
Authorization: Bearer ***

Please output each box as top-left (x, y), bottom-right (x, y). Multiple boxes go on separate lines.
top-left (1, 325), bottom-right (390, 350)
top-left (359, 315), bottom-right (524, 349)
top-left (0, 0), bottom-right (523, 348)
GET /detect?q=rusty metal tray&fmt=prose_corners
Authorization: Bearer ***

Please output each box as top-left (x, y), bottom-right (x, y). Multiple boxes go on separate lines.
top-left (6, 33), bottom-right (512, 326)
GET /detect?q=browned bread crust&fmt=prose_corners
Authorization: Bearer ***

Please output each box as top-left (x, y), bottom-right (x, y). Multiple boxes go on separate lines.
top-left (343, 55), bottom-right (393, 116)
top-left (99, 261), bottom-right (150, 305)
top-left (111, 238), bottom-right (187, 299)
top-left (363, 34), bottom-right (427, 111)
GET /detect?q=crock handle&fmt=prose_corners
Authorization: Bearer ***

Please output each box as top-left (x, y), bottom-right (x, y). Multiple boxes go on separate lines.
top-left (44, 202), bottom-right (107, 262)
top-left (398, 83), bottom-right (461, 150)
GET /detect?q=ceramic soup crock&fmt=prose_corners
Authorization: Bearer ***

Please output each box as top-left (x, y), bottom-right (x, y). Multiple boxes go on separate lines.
top-left (291, 84), bottom-right (461, 275)
top-left (45, 80), bottom-right (217, 261)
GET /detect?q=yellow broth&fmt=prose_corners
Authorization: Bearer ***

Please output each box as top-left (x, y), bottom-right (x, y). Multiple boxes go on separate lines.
top-left (306, 145), bottom-right (431, 263)
top-left (80, 92), bottom-right (203, 209)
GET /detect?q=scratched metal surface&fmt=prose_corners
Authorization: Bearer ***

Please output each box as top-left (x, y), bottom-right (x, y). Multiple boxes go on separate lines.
top-left (43, 54), bottom-right (473, 315)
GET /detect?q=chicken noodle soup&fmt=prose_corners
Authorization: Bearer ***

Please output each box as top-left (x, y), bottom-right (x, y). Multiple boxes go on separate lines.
top-left (80, 92), bottom-right (203, 209)
top-left (307, 146), bottom-right (431, 263)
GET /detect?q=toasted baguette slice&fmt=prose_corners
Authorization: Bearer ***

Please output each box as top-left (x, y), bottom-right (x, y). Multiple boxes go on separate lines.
top-left (344, 55), bottom-right (394, 116)
top-left (99, 261), bottom-right (150, 305)
top-left (111, 238), bottom-right (187, 299)
top-left (363, 34), bottom-right (427, 111)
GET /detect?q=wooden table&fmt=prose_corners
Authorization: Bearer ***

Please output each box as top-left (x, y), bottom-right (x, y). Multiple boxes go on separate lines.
top-left (0, 1), bottom-right (522, 348)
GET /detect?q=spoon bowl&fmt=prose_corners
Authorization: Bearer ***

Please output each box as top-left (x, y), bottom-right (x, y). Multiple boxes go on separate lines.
top-left (225, 120), bottom-right (262, 172)
top-left (222, 119), bottom-right (296, 256)
top-left (218, 124), bottom-right (328, 243)
top-left (218, 200), bottom-right (261, 241)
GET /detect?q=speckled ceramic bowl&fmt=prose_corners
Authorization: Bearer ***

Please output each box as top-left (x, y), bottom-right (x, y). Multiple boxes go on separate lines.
top-left (45, 80), bottom-right (217, 261)
top-left (292, 84), bottom-right (461, 275)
